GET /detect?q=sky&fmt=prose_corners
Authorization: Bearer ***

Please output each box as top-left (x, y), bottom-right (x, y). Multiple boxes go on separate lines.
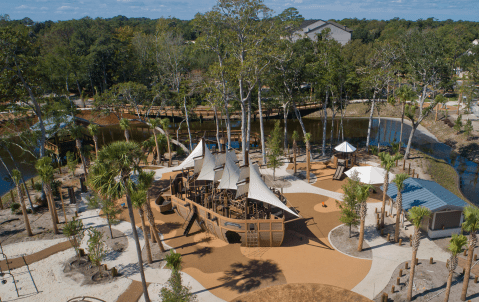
top-left (2, 0), bottom-right (479, 22)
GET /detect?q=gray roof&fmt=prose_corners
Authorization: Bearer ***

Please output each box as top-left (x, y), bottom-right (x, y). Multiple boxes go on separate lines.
top-left (299, 19), bottom-right (352, 33)
top-left (382, 178), bottom-right (468, 212)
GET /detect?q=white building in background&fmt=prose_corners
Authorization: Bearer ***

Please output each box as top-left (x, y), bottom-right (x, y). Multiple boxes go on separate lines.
top-left (291, 20), bottom-right (352, 45)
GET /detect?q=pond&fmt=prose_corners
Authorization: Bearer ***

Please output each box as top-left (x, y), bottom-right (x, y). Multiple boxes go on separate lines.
top-left (0, 118), bottom-right (478, 207)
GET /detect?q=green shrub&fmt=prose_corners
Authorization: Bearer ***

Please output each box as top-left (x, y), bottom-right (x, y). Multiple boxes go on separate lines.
top-left (34, 182), bottom-right (43, 191)
top-left (10, 202), bottom-right (20, 214)
top-left (176, 147), bottom-right (185, 157)
top-left (51, 180), bottom-right (63, 197)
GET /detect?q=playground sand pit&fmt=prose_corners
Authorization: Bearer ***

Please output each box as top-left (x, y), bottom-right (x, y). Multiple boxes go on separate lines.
top-left (232, 283), bottom-right (372, 302)
top-left (373, 260), bottom-right (479, 302)
top-left (329, 224), bottom-right (372, 259)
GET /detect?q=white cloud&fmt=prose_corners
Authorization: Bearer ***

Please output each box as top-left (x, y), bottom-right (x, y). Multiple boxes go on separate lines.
top-left (16, 5), bottom-right (29, 9)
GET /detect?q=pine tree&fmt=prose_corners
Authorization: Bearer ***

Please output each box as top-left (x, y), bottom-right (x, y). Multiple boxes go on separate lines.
top-left (266, 120), bottom-right (283, 181)
top-left (454, 114), bottom-right (463, 133)
top-left (464, 119), bottom-right (473, 138)
top-left (336, 170), bottom-right (360, 237)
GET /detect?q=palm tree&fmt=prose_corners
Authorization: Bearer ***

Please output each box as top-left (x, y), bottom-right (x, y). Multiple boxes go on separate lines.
top-left (138, 170), bottom-right (166, 253)
top-left (396, 85), bottom-right (416, 147)
top-left (292, 130), bottom-right (299, 175)
top-left (406, 206), bottom-right (431, 301)
top-left (160, 118), bottom-right (172, 167)
top-left (70, 124), bottom-right (88, 176)
top-left (131, 187), bottom-right (153, 264)
top-left (11, 169), bottom-right (33, 236)
top-left (357, 184), bottom-right (371, 252)
top-left (149, 118), bottom-right (162, 165)
top-left (378, 152), bottom-right (403, 228)
top-left (88, 124), bottom-right (100, 160)
top-left (304, 133), bottom-right (311, 183)
top-left (36, 157), bottom-right (59, 234)
top-left (89, 141), bottom-right (150, 302)
top-left (461, 206), bottom-right (479, 300)
top-left (120, 118), bottom-right (131, 142)
top-left (392, 173), bottom-right (409, 242)
top-left (445, 234), bottom-right (467, 302)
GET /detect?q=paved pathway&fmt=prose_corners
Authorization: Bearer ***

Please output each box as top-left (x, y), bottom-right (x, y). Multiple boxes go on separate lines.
top-left (350, 202), bottom-right (450, 299)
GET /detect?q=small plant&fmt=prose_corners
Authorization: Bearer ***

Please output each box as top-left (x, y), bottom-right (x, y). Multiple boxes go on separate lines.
top-left (87, 228), bottom-right (107, 276)
top-left (369, 145), bottom-right (378, 155)
top-left (10, 202), bottom-right (20, 214)
top-left (51, 179), bottom-right (63, 197)
top-left (63, 218), bottom-right (85, 261)
top-left (176, 147), bottom-right (185, 157)
top-left (390, 140), bottom-right (401, 155)
top-left (87, 193), bottom-right (121, 239)
top-left (464, 119), bottom-right (473, 138)
top-left (160, 250), bottom-right (197, 302)
top-left (33, 182), bottom-right (43, 191)
top-left (66, 151), bottom-right (78, 177)
top-left (454, 114), bottom-right (463, 133)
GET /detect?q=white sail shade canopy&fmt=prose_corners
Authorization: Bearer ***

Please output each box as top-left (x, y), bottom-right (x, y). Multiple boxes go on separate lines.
top-left (345, 166), bottom-right (394, 185)
top-left (248, 165), bottom-right (298, 217)
top-left (174, 139), bottom-right (204, 171)
top-left (334, 141), bottom-right (356, 153)
top-left (228, 149), bottom-right (239, 163)
top-left (197, 147), bottom-right (216, 181)
top-left (218, 153), bottom-right (241, 190)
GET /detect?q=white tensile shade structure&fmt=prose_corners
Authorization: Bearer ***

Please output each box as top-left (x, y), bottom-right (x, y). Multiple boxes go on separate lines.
top-left (218, 154), bottom-right (241, 190)
top-left (228, 149), bottom-right (239, 163)
top-left (345, 166), bottom-right (395, 185)
top-left (175, 139), bottom-right (204, 171)
top-left (248, 165), bottom-right (299, 217)
top-left (334, 141), bottom-right (356, 153)
top-left (197, 147), bottom-right (216, 181)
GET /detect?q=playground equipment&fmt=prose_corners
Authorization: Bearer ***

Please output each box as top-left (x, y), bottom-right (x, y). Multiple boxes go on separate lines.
top-left (167, 139), bottom-right (300, 247)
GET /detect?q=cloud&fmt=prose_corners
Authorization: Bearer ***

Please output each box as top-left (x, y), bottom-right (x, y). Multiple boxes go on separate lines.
top-left (16, 5), bottom-right (30, 9)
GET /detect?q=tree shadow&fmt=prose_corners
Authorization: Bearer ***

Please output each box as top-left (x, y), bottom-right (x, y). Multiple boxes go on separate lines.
top-left (216, 259), bottom-right (283, 293)
top-left (182, 246), bottom-right (212, 258)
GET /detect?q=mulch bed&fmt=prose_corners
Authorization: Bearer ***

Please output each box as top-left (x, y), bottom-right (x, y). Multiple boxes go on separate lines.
top-left (373, 260), bottom-right (479, 302)
top-left (329, 224), bottom-right (372, 259)
top-left (63, 255), bottom-right (114, 285)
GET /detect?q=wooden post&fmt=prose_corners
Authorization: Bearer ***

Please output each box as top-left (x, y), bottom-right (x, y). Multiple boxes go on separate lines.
top-left (397, 277), bottom-right (400, 285)
top-left (405, 262), bottom-right (408, 269)
top-left (412, 169), bottom-right (415, 178)
top-left (0, 196), bottom-right (2, 210)
top-left (306, 143), bottom-right (310, 183)
top-left (387, 233), bottom-right (390, 241)
top-left (430, 257), bottom-right (434, 264)
top-left (403, 159), bottom-right (406, 170)
top-left (399, 269), bottom-right (402, 276)
top-left (391, 285), bottom-right (395, 293)
top-left (464, 249), bottom-right (467, 256)
top-left (415, 258), bottom-right (418, 265)
top-left (31, 178), bottom-right (35, 189)
top-left (398, 239), bottom-right (402, 246)
top-left (475, 275), bottom-right (478, 283)
top-left (474, 254), bottom-right (477, 261)
top-left (408, 163), bottom-right (411, 174)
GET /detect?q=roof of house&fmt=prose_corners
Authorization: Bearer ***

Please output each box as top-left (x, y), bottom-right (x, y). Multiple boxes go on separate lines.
top-left (30, 115), bottom-right (74, 139)
top-left (299, 19), bottom-right (352, 33)
top-left (382, 178), bottom-right (468, 212)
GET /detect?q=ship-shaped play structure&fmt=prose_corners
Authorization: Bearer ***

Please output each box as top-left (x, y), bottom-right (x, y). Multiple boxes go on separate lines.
top-left (166, 139), bottom-right (299, 247)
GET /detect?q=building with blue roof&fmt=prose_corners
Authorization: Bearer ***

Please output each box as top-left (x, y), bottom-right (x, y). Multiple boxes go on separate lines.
top-left (383, 178), bottom-right (469, 239)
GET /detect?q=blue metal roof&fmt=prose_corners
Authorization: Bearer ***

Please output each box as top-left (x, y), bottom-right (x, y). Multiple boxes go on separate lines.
top-left (382, 178), bottom-right (468, 212)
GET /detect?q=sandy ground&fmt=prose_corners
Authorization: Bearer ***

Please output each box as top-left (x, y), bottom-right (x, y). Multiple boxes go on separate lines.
top-left (1, 238), bottom-right (67, 258)
top-left (232, 283), bottom-right (372, 302)
top-left (330, 225), bottom-right (372, 259)
top-left (373, 260), bottom-right (479, 302)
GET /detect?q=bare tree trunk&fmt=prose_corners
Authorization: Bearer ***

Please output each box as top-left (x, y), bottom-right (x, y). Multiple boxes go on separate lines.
top-left (258, 82), bottom-right (266, 164)
top-left (240, 78), bottom-right (247, 163)
top-left (246, 95), bottom-right (251, 152)
top-left (400, 102), bottom-right (405, 147)
top-left (93, 136), bottom-right (99, 160)
top-left (145, 199), bottom-right (165, 252)
top-left (292, 100), bottom-right (306, 137)
top-left (394, 193), bottom-right (402, 242)
top-left (407, 228), bottom-right (420, 301)
top-left (214, 106), bottom-right (222, 152)
top-left (322, 90), bottom-right (329, 157)
top-left (153, 131), bottom-right (160, 164)
top-left (184, 97), bottom-right (193, 151)
top-left (366, 98), bottom-right (376, 149)
top-left (283, 105), bottom-right (289, 151)
top-left (123, 184), bottom-right (150, 302)
top-left (138, 207), bottom-right (152, 264)
top-left (44, 184), bottom-right (59, 234)
top-left (461, 232), bottom-right (477, 300)
top-left (381, 173), bottom-right (389, 228)
top-left (404, 125), bottom-right (417, 160)
top-left (293, 140), bottom-right (297, 174)
top-left (16, 184), bottom-right (32, 236)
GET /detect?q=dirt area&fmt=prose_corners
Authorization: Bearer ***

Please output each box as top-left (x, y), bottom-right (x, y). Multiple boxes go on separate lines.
top-left (96, 226), bottom-right (128, 253)
top-left (373, 212), bottom-right (412, 247)
top-left (0, 168), bottom-right (81, 245)
top-left (63, 255), bottom-right (115, 285)
top-left (433, 236), bottom-right (479, 277)
top-left (232, 283), bottom-right (372, 302)
top-left (113, 173), bottom-right (372, 301)
top-left (330, 224), bottom-right (372, 259)
top-left (373, 260), bottom-right (479, 302)
top-left (263, 174), bottom-right (292, 188)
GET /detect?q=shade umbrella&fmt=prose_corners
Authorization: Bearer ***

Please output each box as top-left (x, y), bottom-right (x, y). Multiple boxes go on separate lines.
top-left (334, 141), bottom-right (356, 153)
top-left (345, 166), bottom-right (395, 185)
